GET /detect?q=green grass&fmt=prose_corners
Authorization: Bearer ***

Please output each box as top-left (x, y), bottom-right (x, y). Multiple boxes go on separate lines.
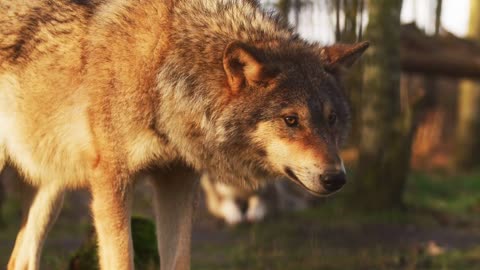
top-left (191, 216), bottom-right (480, 270)
top-left (405, 171), bottom-right (480, 218)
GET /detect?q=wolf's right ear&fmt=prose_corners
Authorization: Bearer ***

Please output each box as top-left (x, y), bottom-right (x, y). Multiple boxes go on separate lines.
top-left (223, 41), bottom-right (277, 94)
top-left (320, 41), bottom-right (369, 74)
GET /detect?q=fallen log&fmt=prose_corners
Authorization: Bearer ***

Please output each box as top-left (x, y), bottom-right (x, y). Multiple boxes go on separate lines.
top-left (400, 23), bottom-right (480, 79)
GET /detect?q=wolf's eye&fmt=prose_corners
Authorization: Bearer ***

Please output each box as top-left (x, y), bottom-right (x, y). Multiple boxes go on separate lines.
top-left (284, 115), bottom-right (299, 127)
top-left (328, 112), bottom-right (337, 127)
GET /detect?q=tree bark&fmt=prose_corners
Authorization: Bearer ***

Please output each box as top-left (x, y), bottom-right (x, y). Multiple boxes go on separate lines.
top-left (341, 0), bottom-right (358, 42)
top-left (277, 0), bottom-right (291, 24)
top-left (435, 0), bottom-right (443, 34)
top-left (335, 0), bottom-right (341, 41)
top-left (454, 0), bottom-right (480, 169)
top-left (336, 0), bottom-right (364, 147)
top-left (351, 0), bottom-right (406, 210)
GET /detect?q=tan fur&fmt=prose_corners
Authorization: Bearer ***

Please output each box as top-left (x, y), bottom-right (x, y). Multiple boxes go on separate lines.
top-left (252, 121), bottom-right (344, 195)
top-left (1, 0), bottom-right (366, 269)
top-left (12, 185), bottom-right (64, 270)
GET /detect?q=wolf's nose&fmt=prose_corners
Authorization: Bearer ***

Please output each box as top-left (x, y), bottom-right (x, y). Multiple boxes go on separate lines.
top-left (320, 171), bottom-right (346, 192)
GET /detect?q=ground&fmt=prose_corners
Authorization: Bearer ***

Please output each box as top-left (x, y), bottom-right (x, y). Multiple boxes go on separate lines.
top-left (1, 170), bottom-right (480, 270)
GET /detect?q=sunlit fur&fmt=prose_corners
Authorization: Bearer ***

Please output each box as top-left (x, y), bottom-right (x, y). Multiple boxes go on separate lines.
top-left (0, 0), bottom-right (365, 269)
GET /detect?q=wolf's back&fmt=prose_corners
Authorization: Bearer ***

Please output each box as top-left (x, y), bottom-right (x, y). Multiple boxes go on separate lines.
top-left (0, 0), bottom-right (97, 66)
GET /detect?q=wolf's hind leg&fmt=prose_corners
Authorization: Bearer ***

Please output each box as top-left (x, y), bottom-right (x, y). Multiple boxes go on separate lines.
top-left (150, 165), bottom-right (199, 270)
top-left (8, 182), bottom-right (64, 270)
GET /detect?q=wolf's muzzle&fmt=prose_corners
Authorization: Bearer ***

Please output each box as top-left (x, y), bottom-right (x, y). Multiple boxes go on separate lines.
top-left (320, 171), bottom-right (346, 192)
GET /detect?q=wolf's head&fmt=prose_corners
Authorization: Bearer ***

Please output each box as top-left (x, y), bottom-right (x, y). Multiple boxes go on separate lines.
top-left (218, 40), bottom-right (368, 196)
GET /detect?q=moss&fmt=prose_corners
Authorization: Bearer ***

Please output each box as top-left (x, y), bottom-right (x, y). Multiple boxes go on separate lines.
top-left (131, 217), bottom-right (160, 269)
top-left (69, 217), bottom-right (159, 270)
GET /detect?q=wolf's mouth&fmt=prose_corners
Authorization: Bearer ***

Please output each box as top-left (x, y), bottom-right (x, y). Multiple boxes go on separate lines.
top-left (284, 167), bottom-right (300, 182)
top-left (284, 167), bottom-right (324, 196)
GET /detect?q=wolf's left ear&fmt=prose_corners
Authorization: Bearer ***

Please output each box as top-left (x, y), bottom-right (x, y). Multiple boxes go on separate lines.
top-left (223, 41), bottom-right (278, 94)
top-left (320, 41), bottom-right (369, 73)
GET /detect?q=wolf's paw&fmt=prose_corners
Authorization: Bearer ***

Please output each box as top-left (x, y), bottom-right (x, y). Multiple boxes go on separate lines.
top-left (246, 196), bottom-right (267, 222)
top-left (219, 199), bottom-right (244, 225)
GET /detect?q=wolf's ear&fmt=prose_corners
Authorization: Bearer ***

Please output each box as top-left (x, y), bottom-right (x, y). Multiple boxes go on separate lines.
top-left (320, 41), bottom-right (369, 73)
top-left (223, 41), bottom-right (277, 93)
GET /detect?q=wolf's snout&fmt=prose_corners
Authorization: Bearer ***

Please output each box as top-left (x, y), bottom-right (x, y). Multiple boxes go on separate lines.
top-left (320, 171), bottom-right (346, 192)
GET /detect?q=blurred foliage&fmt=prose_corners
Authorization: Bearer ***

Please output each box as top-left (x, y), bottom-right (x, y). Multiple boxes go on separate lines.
top-left (69, 217), bottom-right (159, 270)
top-left (405, 171), bottom-right (480, 218)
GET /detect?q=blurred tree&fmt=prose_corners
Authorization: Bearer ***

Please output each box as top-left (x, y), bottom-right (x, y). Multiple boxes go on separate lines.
top-left (277, 0), bottom-right (310, 28)
top-left (335, 0), bottom-right (341, 41)
top-left (341, 0), bottom-right (358, 42)
top-left (277, 0), bottom-right (291, 24)
top-left (434, 0), bottom-right (442, 34)
top-left (351, 0), bottom-right (408, 210)
top-left (357, 0), bottom-right (364, 40)
top-left (335, 0), bottom-right (365, 146)
top-left (455, 0), bottom-right (480, 169)
top-left (415, 0), bottom-right (442, 161)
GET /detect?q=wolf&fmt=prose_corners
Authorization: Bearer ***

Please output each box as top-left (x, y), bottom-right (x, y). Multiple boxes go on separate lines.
top-left (201, 174), bottom-right (315, 225)
top-left (201, 173), bottom-right (272, 225)
top-left (0, 0), bottom-right (368, 269)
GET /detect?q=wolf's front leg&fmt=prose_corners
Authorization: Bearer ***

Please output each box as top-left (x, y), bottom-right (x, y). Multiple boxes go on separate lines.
top-left (90, 170), bottom-right (134, 270)
top-left (8, 181), bottom-right (64, 270)
top-left (150, 165), bottom-right (199, 270)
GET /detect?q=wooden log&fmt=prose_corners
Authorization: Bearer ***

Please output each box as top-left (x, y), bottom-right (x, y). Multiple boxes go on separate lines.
top-left (401, 51), bottom-right (480, 79)
top-left (400, 24), bottom-right (480, 79)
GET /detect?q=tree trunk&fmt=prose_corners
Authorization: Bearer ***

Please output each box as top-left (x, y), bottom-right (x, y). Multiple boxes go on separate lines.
top-left (434, 0), bottom-right (442, 34)
top-left (335, 0), bottom-right (341, 41)
top-left (339, 0), bottom-right (364, 147)
top-left (358, 0), bottom-right (364, 40)
top-left (341, 0), bottom-right (358, 42)
top-left (350, 0), bottom-right (406, 210)
top-left (277, 0), bottom-right (291, 24)
top-left (455, 0), bottom-right (480, 169)
top-left (293, 0), bottom-right (301, 29)
top-left (418, 0), bottom-right (443, 162)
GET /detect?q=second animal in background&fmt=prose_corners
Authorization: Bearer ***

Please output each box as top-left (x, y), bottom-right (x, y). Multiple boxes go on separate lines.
top-left (201, 174), bottom-right (316, 225)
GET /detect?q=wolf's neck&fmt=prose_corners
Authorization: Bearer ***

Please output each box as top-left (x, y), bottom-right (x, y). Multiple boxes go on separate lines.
top-left (167, 0), bottom-right (293, 87)
top-left (153, 0), bottom-right (295, 172)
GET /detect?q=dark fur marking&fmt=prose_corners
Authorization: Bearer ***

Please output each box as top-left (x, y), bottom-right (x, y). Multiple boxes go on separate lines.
top-left (186, 122), bottom-right (203, 139)
top-left (71, 0), bottom-right (91, 6)
top-left (8, 4), bottom-right (80, 62)
top-left (11, 8), bottom-right (41, 61)
top-left (157, 132), bottom-right (170, 145)
top-left (284, 167), bottom-right (315, 193)
top-left (256, 148), bottom-right (267, 158)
